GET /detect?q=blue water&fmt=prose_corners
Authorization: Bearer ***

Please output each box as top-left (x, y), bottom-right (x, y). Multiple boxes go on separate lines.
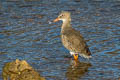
top-left (0, 0), bottom-right (120, 80)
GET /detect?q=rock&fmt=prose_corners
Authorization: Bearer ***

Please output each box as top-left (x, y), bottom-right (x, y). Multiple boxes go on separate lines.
top-left (2, 59), bottom-right (45, 80)
top-left (16, 69), bottom-right (45, 80)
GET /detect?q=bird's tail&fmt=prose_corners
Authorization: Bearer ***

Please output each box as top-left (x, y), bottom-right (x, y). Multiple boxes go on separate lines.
top-left (79, 53), bottom-right (92, 59)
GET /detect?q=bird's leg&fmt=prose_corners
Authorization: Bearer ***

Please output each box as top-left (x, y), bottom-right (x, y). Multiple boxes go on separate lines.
top-left (73, 54), bottom-right (78, 60)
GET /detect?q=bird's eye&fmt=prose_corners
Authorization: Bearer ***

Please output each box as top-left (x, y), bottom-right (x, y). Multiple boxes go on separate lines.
top-left (59, 14), bottom-right (64, 18)
top-left (61, 14), bottom-right (64, 16)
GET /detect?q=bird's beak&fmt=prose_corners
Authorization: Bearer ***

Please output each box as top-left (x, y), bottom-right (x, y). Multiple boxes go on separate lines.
top-left (53, 17), bottom-right (60, 22)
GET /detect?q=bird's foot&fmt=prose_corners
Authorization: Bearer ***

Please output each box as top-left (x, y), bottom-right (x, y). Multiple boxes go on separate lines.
top-left (73, 54), bottom-right (78, 61)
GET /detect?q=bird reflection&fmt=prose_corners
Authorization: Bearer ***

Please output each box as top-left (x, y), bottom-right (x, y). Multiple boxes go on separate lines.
top-left (65, 60), bottom-right (92, 80)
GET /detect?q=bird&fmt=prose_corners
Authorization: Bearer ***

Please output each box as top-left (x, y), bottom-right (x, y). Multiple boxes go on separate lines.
top-left (53, 11), bottom-right (92, 60)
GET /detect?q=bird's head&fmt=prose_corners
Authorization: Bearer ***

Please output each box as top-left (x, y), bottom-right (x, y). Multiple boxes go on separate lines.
top-left (53, 11), bottom-right (71, 22)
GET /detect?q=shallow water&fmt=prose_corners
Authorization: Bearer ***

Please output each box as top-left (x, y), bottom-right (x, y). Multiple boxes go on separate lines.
top-left (0, 0), bottom-right (120, 80)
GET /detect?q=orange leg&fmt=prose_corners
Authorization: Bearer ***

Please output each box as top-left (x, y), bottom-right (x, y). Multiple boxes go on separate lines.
top-left (73, 54), bottom-right (78, 60)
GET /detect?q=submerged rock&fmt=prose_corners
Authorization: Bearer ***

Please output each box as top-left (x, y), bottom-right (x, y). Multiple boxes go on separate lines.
top-left (2, 59), bottom-right (45, 80)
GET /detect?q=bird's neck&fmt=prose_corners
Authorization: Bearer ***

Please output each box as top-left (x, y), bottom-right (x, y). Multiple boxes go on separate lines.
top-left (61, 20), bottom-right (71, 30)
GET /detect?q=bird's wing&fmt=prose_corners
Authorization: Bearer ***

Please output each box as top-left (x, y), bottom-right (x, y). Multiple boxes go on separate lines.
top-left (64, 28), bottom-right (91, 56)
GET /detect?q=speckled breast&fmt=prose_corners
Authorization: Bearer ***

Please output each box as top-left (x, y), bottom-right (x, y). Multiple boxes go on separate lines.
top-left (61, 35), bottom-right (73, 51)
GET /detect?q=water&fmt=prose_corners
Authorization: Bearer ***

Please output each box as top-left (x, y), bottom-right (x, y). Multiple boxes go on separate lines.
top-left (0, 0), bottom-right (120, 80)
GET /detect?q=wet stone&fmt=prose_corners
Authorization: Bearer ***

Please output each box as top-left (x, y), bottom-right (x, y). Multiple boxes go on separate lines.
top-left (2, 59), bottom-right (45, 80)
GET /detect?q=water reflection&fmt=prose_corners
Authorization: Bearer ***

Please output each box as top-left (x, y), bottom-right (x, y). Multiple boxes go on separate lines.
top-left (66, 60), bottom-right (91, 80)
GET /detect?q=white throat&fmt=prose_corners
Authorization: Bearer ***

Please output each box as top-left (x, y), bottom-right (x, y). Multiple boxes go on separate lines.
top-left (62, 19), bottom-right (66, 22)
top-left (59, 19), bottom-right (67, 23)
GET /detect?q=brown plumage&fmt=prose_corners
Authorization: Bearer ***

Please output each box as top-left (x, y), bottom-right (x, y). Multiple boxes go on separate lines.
top-left (53, 11), bottom-right (91, 60)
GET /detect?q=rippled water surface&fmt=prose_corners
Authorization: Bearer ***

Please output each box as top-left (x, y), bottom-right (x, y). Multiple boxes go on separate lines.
top-left (0, 0), bottom-right (120, 80)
